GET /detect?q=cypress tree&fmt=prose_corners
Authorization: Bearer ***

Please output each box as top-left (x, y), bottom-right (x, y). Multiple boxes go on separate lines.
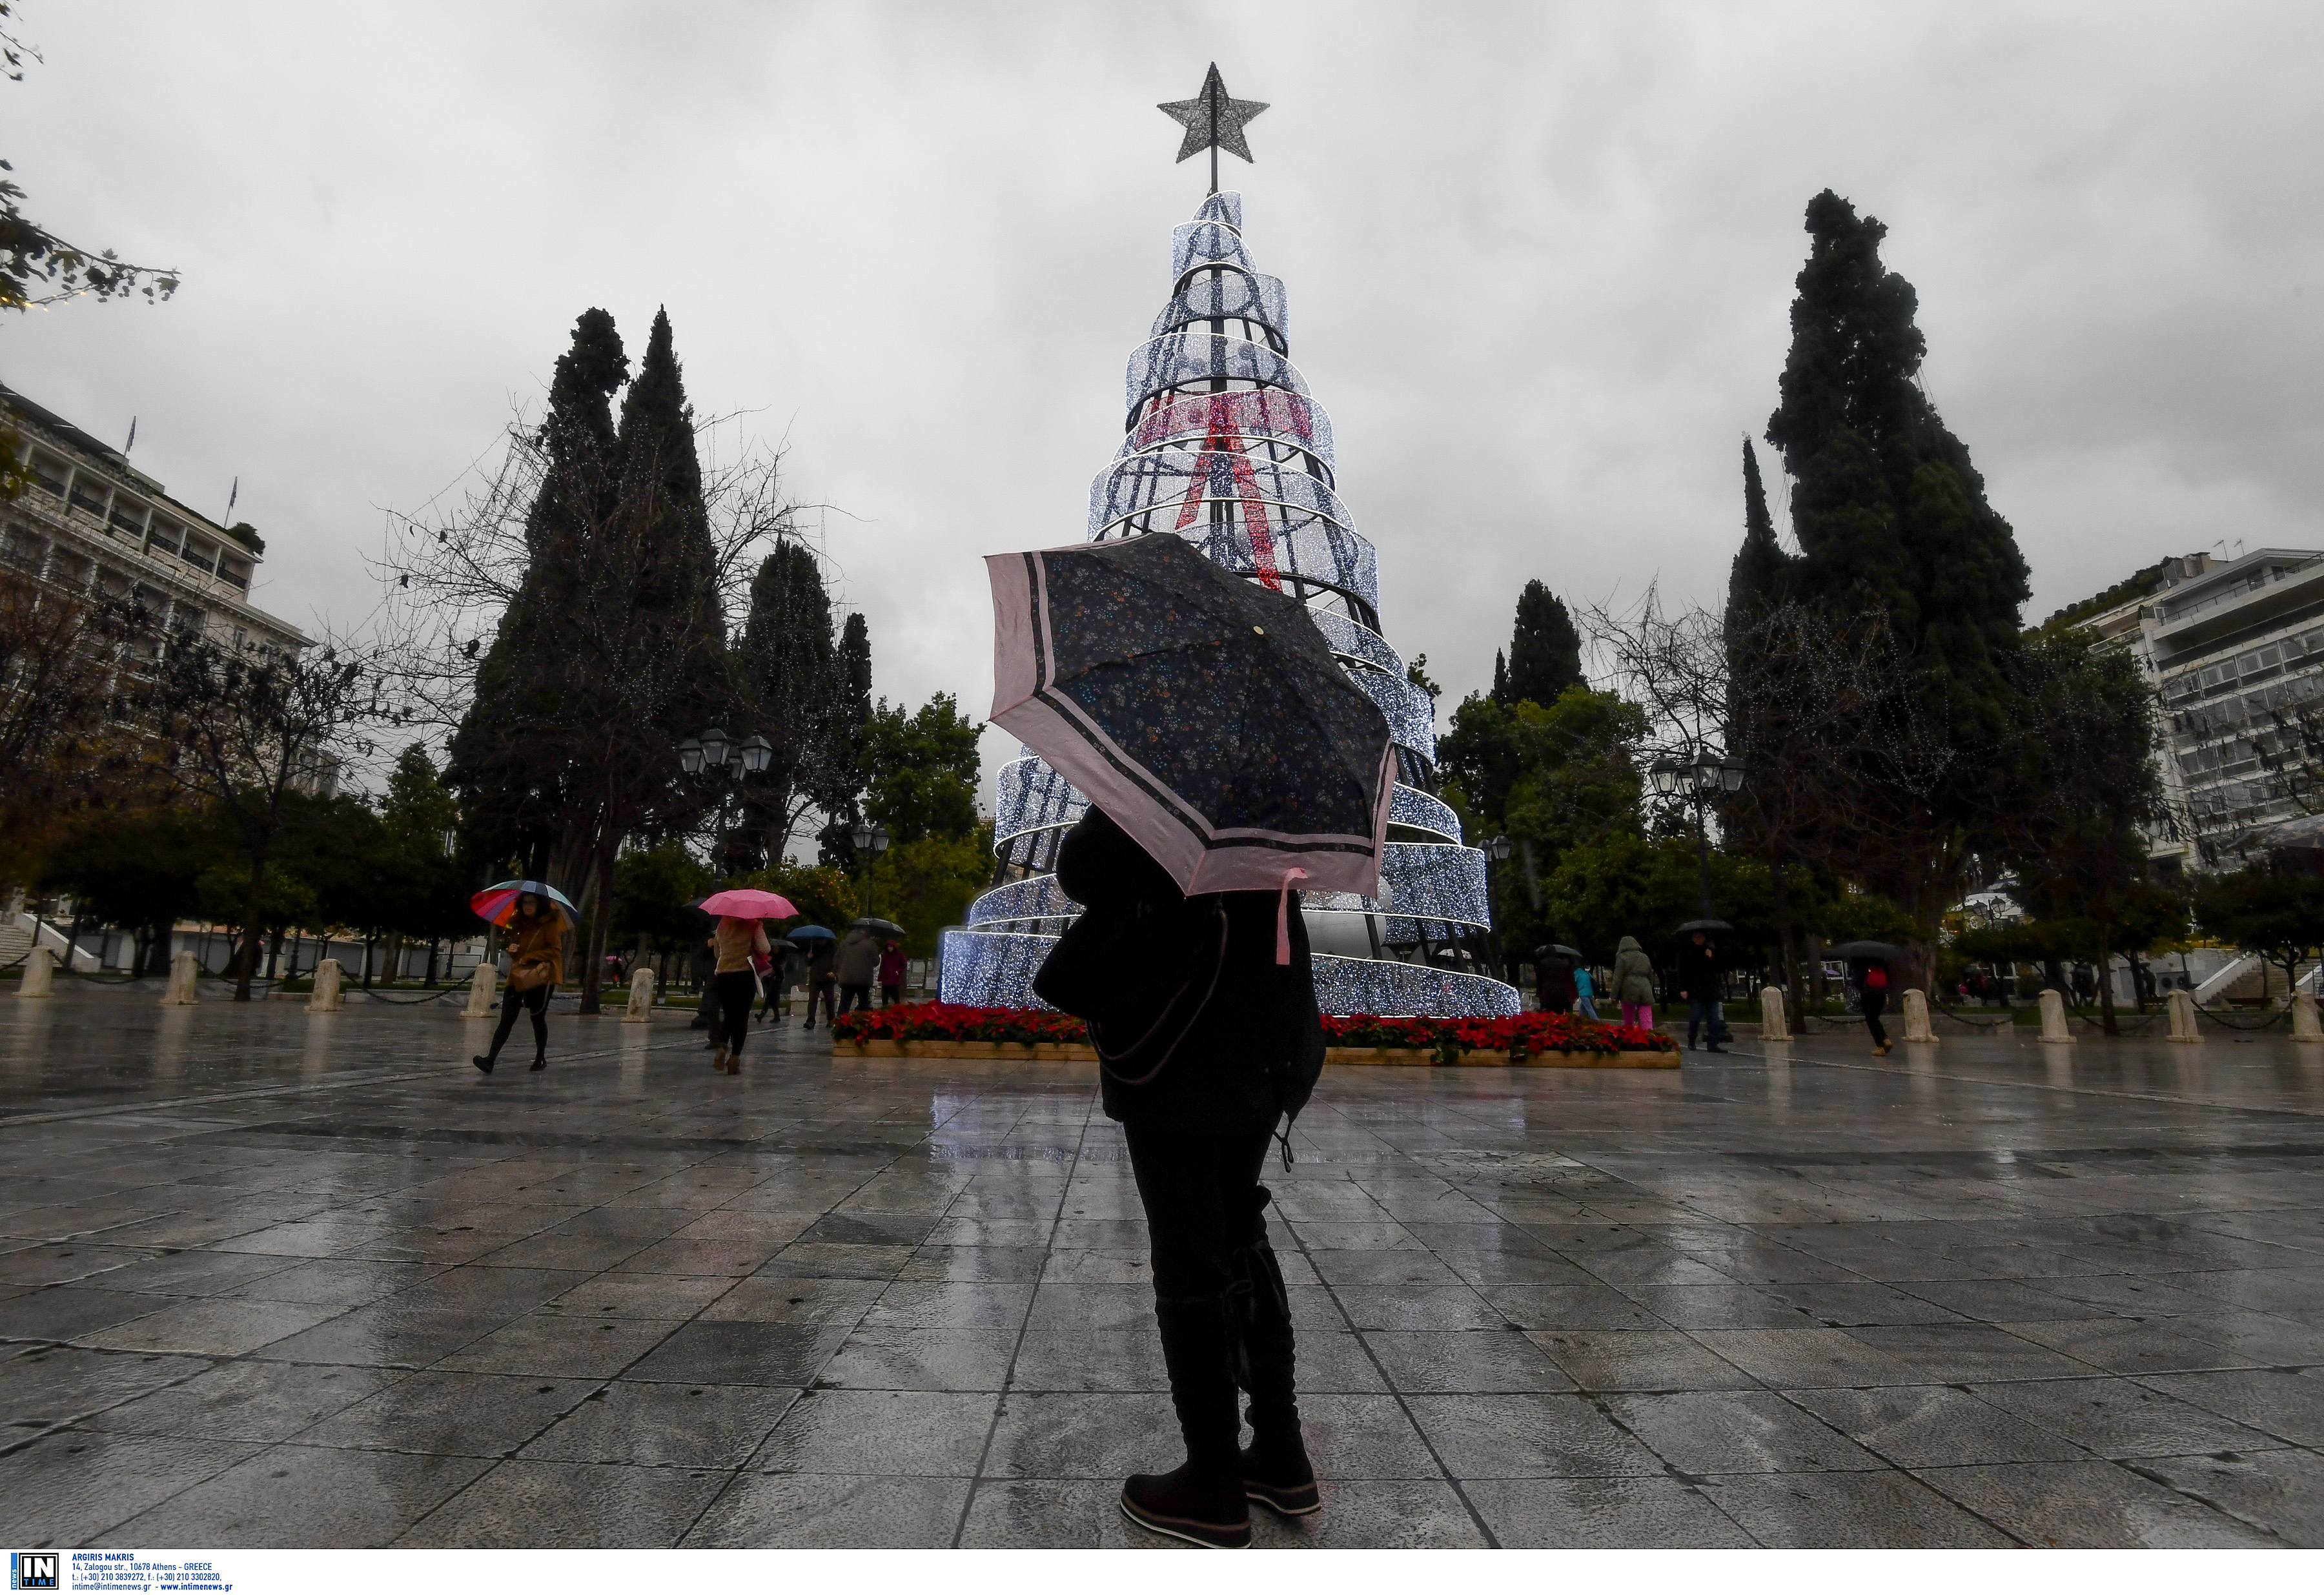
top-left (1765, 191), bottom-right (2030, 751)
top-left (1726, 437), bottom-right (1791, 619)
top-left (449, 308), bottom-right (628, 874)
top-left (1491, 650), bottom-right (1508, 706)
top-left (1760, 190), bottom-right (2033, 942)
top-left (738, 538), bottom-right (838, 865)
top-left (613, 306), bottom-right (729, 735)
top-left (1505, 580), bottom-right (1583, 707)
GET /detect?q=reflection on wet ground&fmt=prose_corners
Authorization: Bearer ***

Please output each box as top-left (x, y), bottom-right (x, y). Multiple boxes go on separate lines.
top-left (3, 984), bottom-right (2321, 1547)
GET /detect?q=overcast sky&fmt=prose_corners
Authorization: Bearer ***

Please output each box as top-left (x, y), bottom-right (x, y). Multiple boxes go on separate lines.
top-left (10, 1), bottom-right (2319, 796)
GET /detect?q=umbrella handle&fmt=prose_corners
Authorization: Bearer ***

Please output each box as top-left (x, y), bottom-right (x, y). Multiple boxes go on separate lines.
top-left (1276, 868), bottom-right (1309, 966)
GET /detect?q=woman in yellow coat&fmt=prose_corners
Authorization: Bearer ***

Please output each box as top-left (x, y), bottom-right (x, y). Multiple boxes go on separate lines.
top-left (473, 893), bottom-right (565, 1074)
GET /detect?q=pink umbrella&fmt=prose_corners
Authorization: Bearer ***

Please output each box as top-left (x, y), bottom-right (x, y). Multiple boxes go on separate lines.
top-left (697, 888), bottom-right (798, 920)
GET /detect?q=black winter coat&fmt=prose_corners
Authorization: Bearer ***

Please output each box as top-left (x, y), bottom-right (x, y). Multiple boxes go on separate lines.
top-left (1677, 939), bottom-right (1720, 1000)
top-left (1051, 808), bottom-right (1325, 1135)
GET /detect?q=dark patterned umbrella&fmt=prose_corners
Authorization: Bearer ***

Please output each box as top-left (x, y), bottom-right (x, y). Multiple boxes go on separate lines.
top-left (986, 532), bottom-right (1395, 900)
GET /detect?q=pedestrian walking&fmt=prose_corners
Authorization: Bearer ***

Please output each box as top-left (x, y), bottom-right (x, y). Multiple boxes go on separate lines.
top-left (1612, 934), bottom-right (1656, 1031)
top-left (878, 939), bottom-right (906, 1008)
top-left (709, 915), bottom-right (770, 1074)
top-left (1852, 954), bottom-right (1893, 1055)
top-left (1677, 928), bottom-right (1728, 1053)
top-left (1534, 948), bottom-right (1577, 1015)
top-left (802, 938), bottom-right (839, 1029)
top-left (764, 940), bottom-right (802, 1022)
top-left (1573, 961), bottom-right (1600, 1021)
top-left (1035, 806), bottom-right (1325, 1550)
top-left (472, 892), bottom-right (564, 1075)
top-left (834, 924), bottom-right (879, 1017)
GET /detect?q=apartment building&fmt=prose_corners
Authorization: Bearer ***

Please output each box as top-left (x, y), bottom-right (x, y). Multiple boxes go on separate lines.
top-left (2072, 546), bottom-right (2324, 869)
top-left (1, 381), bottom-right (307, 661)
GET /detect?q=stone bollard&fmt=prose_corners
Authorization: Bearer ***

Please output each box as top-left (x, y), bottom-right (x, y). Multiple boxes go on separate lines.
top-left (624, 966), bottom-right (657, 1023)
top-left (1758, 985), bottom-right (1790, 1042)
top-left (307, 958), bottom-right (345, 1012)
top-left (161, 949), bottom-right (201, 1006)
top-left (2294, 990), bottom-right (2323, 1045)
top-left (18, 944), bottom-right (55, 998)
top-left (2038, 988), bottom-right (2075, 1044)
top-left (463, 960), bottom-right (498, 1018)
top-left (1902, 989), bottom-right (1938, 1043)
top-left (2166, 989), bottom-right (2199, 1044)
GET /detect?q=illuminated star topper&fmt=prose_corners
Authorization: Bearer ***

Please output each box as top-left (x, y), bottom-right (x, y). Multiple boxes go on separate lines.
top-left (1159, 63), bottom-right (1267, 194)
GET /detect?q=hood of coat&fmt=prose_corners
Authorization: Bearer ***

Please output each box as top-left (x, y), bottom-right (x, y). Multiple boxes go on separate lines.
top-left (1616, 935), bottom-right (1642, 955)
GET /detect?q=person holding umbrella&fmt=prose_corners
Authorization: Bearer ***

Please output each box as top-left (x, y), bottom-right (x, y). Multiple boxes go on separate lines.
top-left (1533, 945), bottom-right (1578, 1015)
top-left (986, 530), bottom-right (1396, 1549)
top-left (469, 884), bottom-right (571, 1075)
top-left (797, 929), bottom-right (839, 1029)
top-left (696, 888), bottom-right (794, 1074)
top-left (833, 922), bottom-right (880, 1016)
top-left (1829, 940), bottom-right (1903, 1057)
top-left (1677, 926), bottom-right (1729, 1053)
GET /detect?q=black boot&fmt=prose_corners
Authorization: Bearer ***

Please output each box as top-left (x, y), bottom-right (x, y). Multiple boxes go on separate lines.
top-left (1232, 1191), bottom-right (1320, 1517)
top-left (1121, 1294), bottom-right (1252, 1549)
top-left (471, 1054), bottom-right (494, 1074)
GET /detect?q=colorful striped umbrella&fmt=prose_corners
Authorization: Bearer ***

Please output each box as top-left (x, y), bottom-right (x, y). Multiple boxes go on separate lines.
top-left (470, 880), bottom-right (580, 928)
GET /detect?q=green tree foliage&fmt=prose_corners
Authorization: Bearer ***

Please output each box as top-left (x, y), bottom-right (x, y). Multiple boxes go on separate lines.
top-left (860, 693), bottom-right (983, 844)
top-left (372, 747), bottom-right (472, 973)
top-left (867, 826), bottom-right (994, 957)
top-left (609, 839), bottom-right (715, 957)
top-left (1498, 581), bottom-right (1583, 708)
top-left (815, 609), bottom-right (876, 856)
top-left (1726, 437), bottom-right (1789, 620)
top-left (746, 860), bottom-right (855, 936)
top-left (449, 308), bottom-right (628, 874)
top-left (1998, 636), bottom-right (2170, 1030)
top-left (40, 806), bottom-right (220, 968)
top-left (1762, 190), bottom-right (2032, 926)
top-left (2194, 866), bottom-right (2324, 997)
top-left (1540, 832), bottom-right (1777, 975)
top-left (737, 538), bottom-right (842, 865)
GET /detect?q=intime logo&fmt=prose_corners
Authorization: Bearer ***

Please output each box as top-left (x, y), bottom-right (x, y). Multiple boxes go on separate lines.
top-left (9, 1552), bottom-right (59, 1591)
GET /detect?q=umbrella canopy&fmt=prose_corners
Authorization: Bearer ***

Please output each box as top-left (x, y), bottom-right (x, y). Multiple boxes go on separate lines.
top-left (1827, 939), bottom-right (1908, 961)
top-left (785, 924), bottom-right (837, 942)
top-left (1675, 919), bottom-right (1733, 934)
top-left (851, 917), bottom-right (907, 940)
top-left (1533, 944), bottom-right (1584, 961)
top-left (698, 888), bottom-right (797, 920)
top-left (471, 880), bottom-right (580, 928)
top-left (986, 532), bottom-right (1396, 897)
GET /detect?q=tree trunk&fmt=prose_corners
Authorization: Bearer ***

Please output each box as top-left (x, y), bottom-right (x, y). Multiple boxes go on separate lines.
top-left (384, 931), bottom-right (403, 987)
top-left (424, 937), bottom-right (440, 988)
top-left (1771, 858), bottom-right (1804, 1030)
top-left (578, 836), bottom-right (618, 1015)
top-left (2095, 922), bottom-right (2119, 1036)
top-left (362, 933), bottom-right (375, 989)
top-left (234, 849), bottom-right (267, 1002)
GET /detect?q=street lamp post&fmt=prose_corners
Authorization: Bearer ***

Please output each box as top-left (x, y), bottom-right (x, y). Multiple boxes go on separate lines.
top-left (1651, 754), bottom-right (1746, 922)
top-left (1485, 834), bottom-right (1513, 980)
top-left (678, 727), bottom-right (774, 875)
top-left (848, 821), bottom-right (890, 915)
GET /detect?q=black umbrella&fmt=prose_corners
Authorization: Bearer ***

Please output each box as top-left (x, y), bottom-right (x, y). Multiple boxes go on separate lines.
top-left (1533, 944), bottom-right (1584, 960)
top-left (985, 532), bottom-right (1395, 898)
top-left (1826, 939), bottom-right (1907, 961)
top-left (851, 917), bottom-right (907, 940)
top-left (1676, 919), bottom-right (1732, 933)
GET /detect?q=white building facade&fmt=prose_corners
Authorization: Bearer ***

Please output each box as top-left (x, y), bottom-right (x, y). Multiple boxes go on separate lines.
top-left (2, 383), bottom-right (307, 662)
top-left (2079, 547), bottom-right (2324, 871)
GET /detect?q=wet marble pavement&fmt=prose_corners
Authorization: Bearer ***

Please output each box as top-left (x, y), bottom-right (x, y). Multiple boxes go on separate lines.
top-left (3, 985), bottom-right (2321, 1549)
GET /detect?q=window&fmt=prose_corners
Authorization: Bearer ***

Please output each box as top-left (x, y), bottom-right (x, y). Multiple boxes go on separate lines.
top-left (147, 518), bottom-right (183, 556)
top-left (183, 538), bottom-right (215, 569)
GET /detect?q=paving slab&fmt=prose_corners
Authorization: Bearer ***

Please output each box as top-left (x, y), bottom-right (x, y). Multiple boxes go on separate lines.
top-left (3, 989), bottom-right (2320, 1546)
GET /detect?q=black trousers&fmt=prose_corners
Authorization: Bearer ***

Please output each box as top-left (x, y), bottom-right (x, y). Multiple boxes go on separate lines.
top-left (713, 970), bottom-right (757, 1054)
top-left (1125, 1124), bottom-right (1276, 1298)
top-left (1862, 988), bottom-right (1888, 1046)
top-left (804, 979), bottom-right (837, 1024)
top-left (488, 982), bottom-right (549, 1061)
top-left (837, 982), bottom-right (872, 1017)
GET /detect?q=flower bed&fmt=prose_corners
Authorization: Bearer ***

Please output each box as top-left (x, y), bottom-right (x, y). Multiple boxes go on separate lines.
top-left (832, 1004), bottom-right (1676, 1066)
top-left (1323, 1012), bottom-right (1675, 1064)
top-left (833, 1002), bottom-right (1089, 1046)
